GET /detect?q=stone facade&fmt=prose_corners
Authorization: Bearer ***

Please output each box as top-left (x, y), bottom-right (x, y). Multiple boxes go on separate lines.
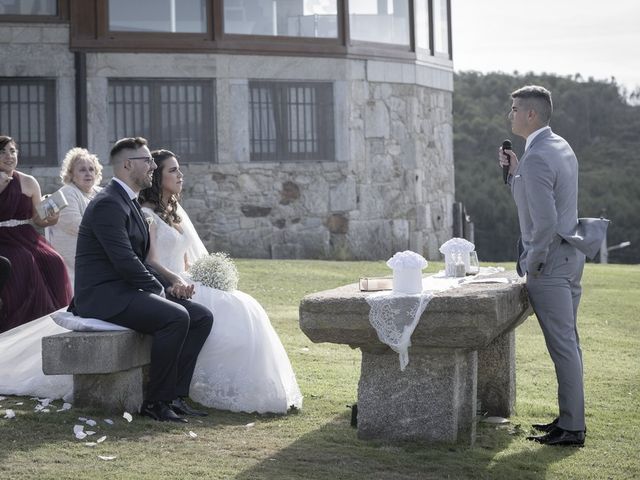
top-left (1, 23), bottom-right (454, 260)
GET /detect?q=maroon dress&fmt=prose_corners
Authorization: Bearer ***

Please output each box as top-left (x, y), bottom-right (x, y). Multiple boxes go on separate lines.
top-left (0, 172), bottom-right (72, 332)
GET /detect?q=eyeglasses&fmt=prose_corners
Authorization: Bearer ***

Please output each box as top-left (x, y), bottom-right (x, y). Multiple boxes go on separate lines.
top-left (127, 156), bottom-right (155, 166)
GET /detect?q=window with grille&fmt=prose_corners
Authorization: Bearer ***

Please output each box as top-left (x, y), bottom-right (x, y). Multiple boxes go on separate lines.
top-left (108, 79), bottom-right (216, 162)
top-left (249, 81), bottom-right (334, 162)
top-left (0, 78), bottom-right (57, 166)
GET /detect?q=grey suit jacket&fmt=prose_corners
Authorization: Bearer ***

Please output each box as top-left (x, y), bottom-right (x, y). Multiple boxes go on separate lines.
top-left (510, 127), bottom-right (579, 276)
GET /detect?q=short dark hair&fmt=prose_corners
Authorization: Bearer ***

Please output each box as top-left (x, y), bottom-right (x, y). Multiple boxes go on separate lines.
top-left (0, 135), bottom-right (16, 151)
top-left (109, 137), bottom-right (148, 163)
top-left (511, 85), bottom-right (553, 124)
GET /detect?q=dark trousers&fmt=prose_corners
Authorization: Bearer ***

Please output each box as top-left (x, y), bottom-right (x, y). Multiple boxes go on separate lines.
top-left (0, 256), bottom-right (10, 293)
top-left (106, 291), bottom-right (213, 402)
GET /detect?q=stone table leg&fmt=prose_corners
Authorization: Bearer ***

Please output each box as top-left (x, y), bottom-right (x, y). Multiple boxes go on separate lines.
top-left (356, 347), bottom-right (478, 444)
top-left (477, 330), bottom-right (515, 417)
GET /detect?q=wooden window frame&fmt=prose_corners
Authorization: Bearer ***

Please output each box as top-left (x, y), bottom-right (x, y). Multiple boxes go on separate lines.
top-left (69, 0), bottom-right (450, 63)
top-left (0, 77), bottom-right (58, 166)
top-left (0, 0), bottom-right (69, 23)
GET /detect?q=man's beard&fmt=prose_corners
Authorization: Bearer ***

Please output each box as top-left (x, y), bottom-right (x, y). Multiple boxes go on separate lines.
top-left (134, 174), bottom-right (153, 190)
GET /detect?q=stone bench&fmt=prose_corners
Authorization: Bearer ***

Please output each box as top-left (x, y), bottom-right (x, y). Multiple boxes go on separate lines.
top-left (299, 271), bottom-right (533, 445)
top-left (42, 330), bottom-right (152, 412)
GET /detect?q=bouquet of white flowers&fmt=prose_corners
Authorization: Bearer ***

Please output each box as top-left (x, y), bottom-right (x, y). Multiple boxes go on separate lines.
top-left (188, 252), bottom-right (239, 291)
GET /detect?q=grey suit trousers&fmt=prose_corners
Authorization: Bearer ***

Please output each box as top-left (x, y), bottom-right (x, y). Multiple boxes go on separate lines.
top-left (526, 241), bottom-right (586, 431)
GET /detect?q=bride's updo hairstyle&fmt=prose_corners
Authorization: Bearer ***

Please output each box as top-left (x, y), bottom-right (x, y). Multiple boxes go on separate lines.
top-left (139, 149), bottom-right (182, 226)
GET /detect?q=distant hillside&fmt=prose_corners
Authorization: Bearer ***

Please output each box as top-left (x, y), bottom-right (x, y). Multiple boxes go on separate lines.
top-left (453, 71), bottom-right (640, 264)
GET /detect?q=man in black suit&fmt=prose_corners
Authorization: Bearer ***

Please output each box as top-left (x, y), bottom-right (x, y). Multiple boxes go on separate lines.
top-left (71, 137), bottom-right (213, 423)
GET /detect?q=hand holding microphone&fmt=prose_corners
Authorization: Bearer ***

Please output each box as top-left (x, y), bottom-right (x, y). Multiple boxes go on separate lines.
top-left (499, 139), bottom-right (517, 184)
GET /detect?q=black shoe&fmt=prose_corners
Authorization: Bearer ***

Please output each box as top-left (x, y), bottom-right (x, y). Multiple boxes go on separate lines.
top-left (170, 397), bottom-right (208, 417)
top-left (532, 417), bottom-right (559, 433)
top-left (526, 426), bottom-right (585, 447)
top-left (532, 417), bottom-right (587, 434)
top-left (140, 401), bottom-right (188, 423)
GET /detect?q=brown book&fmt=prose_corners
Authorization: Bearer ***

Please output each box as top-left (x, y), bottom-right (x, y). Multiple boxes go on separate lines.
top-left (359, 277), bottom-right (393, 292)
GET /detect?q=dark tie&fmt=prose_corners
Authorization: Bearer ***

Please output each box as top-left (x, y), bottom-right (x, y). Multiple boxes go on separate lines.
top-left (131, 197), bottom-right (149, 251)
top-left (132, 198), bottom-right (145, 221)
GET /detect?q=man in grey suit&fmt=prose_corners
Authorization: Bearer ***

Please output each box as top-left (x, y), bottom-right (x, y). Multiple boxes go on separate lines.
top-left (500, 85), bottom-right (586, 446)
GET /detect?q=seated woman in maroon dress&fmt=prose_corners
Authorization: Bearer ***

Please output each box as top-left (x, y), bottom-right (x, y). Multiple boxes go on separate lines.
top-left (0, 136), bottom-right (72, 332)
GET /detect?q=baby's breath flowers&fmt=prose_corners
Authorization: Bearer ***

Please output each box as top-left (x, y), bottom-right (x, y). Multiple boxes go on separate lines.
top-left (188, 252), bottom-right (239, 291)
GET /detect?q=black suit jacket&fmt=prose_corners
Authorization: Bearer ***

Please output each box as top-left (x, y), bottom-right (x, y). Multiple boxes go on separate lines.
top-left (71, 179), bottom-right (165, 319)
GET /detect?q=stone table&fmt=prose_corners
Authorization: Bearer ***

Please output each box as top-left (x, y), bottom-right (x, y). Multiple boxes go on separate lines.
top-left (299, 271), bottom-right (532, 444)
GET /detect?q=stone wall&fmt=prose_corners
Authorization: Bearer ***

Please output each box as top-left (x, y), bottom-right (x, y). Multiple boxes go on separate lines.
top-left (1, 24), bottom-right (454, 260)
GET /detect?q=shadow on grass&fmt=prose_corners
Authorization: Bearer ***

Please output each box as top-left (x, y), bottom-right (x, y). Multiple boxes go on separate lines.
top-left (234, 412), bottom-right (580, 480)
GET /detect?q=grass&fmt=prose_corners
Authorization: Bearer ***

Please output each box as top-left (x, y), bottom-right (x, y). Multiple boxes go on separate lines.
top-left (1, 260), bottom-right (639, 480)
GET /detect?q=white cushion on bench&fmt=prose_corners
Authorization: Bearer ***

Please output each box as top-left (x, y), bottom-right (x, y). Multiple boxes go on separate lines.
top-left (51, 309), bottom-right (131, 332)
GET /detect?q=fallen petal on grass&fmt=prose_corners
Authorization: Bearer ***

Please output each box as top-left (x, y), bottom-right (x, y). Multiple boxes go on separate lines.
top-left (4, 409), bottom-right (15, 419)
top-left (245, 422), bottom-right (255, 428)
top-left (85, 419), bottom-right (97, 426)
top-left (98, 456), bottom-right (116, 461)
top-left (188, 431), bottom-right (198, 438)
top-left (97, 436), bottom-right (107, 443)
top-left (104, 419), bottom-right (114, 425)
top-left (122, 412), bottom-right (133, 423)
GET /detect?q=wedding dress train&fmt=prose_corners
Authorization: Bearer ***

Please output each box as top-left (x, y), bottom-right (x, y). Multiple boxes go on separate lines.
top-left (0, 317), bottom-right (72, 401)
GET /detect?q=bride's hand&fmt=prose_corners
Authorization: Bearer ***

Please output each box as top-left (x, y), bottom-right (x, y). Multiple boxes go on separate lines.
top-left (167, 281), bottom-right (194, 299)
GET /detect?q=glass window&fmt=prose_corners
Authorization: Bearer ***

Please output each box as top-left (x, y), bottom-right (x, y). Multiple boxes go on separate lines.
top-left (249, 81), bottom-right (334, 161)
top-left (224, 0), bottom-right (337, 38)
top-left (0, 0), bottom-right (57, 15)
top-left (433, 0), bottom-right (449, 56)
top-left (414, 0), bottom-right (430, 51)
top-left (349, 0), bottom-right (410, 45)
top-left (108, 79), bottom-right (216, 162)
top-left (109, 0), bottom-right (206, 33)
top-left (0, 78), bottom-right (57, 166)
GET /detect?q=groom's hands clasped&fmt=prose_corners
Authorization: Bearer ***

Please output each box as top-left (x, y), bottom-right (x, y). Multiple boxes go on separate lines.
top-left (167, 281), bottom-right (195, 300)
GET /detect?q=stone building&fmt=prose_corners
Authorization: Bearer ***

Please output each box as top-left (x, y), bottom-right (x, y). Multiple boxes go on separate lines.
top-left (0, 0), bottom-right (454, 260)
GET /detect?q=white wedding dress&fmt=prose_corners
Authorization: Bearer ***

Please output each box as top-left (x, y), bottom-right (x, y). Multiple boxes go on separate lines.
top-left (0, 206), bottom-right (302, 415)
top-left (143, 206), bottom-right (303, 414)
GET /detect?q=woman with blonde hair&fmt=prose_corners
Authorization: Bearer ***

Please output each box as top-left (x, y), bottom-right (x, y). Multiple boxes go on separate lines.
top-left (47, 147), bottom-right (103, 286)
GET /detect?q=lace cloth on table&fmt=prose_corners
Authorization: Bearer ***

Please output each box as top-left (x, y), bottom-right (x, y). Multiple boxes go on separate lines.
top-left (366, 292), bottom-right (434, 371)
top-left (365, 268), bottom-right (508, 371)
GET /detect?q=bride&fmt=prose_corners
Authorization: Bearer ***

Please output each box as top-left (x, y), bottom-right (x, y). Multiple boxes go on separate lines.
top-left (138, 149), bottom-right (302, 414)
top-left (0, 150), bottom-right (302, 415)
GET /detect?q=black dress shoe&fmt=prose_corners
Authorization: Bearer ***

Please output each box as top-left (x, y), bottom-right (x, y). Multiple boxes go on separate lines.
top-left (532, 417), bottom-right (587, 434)
top-left (532, 417), bottom-right (559, 433)
top-left (140, 401), bottom-right (188, 423)
top-left (170, 397), bottom-right (208, 417)
top-left (527, 426), bottom-right (585, 447)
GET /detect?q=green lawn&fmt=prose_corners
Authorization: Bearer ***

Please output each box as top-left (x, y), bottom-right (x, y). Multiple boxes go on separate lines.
top-left (1, 260), bottom-right (638, 480)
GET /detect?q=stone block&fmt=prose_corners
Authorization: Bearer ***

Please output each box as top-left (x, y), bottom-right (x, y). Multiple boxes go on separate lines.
top-left (329, 177), bottom-right (356, 212)
top-left (364, 100), bottom-right (389, 139)
top-left (42, 331), bottom-right (151, 375)
top-left (477, 330), bottom-right (516, 417)
top-left (357, 348), bottom-right (477, 444)
top-left (42, 331), bottom-right (151, 412)
top-left (74, 367), bottom-right (146, 413)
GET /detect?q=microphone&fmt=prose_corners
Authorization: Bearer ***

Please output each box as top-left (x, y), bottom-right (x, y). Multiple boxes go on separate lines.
top-left (502, 139), bottom-right (512, 184)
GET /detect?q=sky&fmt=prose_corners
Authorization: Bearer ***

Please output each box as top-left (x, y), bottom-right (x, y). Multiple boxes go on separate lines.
top-left (451, 0), bottom-right (640, 92)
